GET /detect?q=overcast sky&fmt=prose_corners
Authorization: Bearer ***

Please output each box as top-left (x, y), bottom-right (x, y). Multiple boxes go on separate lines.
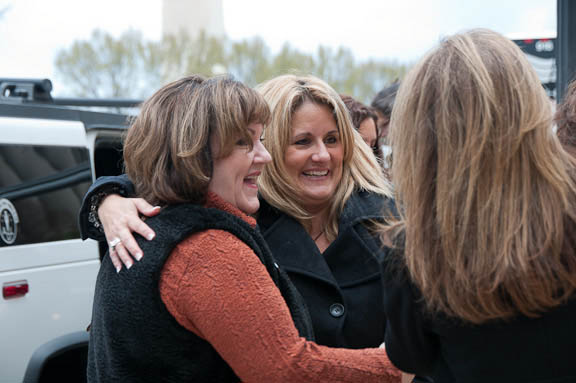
top-left (0, 0), bottom-right (557, 95)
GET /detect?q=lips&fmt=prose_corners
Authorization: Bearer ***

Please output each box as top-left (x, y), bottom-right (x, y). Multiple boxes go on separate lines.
top-left (244, 171), bottom-right (260, 188)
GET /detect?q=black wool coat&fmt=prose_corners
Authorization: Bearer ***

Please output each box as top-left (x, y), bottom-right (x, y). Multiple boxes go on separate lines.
top-left (382, 250), bottom-right (576, 382)
top-left (257, 191), bottom-right (394, 349)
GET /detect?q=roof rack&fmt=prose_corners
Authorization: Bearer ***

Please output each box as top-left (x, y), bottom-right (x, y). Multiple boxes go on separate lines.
top-left (0, 78), bottom-right (142, 108)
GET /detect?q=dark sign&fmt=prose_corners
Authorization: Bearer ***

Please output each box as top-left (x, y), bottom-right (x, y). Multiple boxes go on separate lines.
top-left (513, 38), bottom-right (556, 98)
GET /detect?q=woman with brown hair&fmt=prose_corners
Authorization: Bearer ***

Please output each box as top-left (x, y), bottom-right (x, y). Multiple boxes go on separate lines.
top-left (86, 75), bottom-right (400, 382)
top-left (381, 29), bottom-right (576, 382)
top-left (340, 94), bottom-right (380, 154)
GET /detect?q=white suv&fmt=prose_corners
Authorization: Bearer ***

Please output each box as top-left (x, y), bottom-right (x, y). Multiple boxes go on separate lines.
top-left (0, 79), bottom-right (134, 383)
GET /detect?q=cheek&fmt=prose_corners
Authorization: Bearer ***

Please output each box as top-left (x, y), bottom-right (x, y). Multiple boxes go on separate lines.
top-left (331, 148), bottom-right (344, 170)
top-left (363, 130), bottom-right (377, 144)
top-left (284, 149), bottom-right (303, 171)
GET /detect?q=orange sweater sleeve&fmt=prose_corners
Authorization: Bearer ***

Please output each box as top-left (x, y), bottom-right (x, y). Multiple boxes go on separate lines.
top-left (159, 229), bottom-right (401, 383)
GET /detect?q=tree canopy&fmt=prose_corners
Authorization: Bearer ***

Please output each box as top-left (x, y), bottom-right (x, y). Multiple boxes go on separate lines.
top-left (55, 29), bottom-right (409, 103)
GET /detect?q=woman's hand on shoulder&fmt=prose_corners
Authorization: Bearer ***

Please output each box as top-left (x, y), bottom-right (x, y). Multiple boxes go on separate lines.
top-left (99, 194), bottom-right (160, 272)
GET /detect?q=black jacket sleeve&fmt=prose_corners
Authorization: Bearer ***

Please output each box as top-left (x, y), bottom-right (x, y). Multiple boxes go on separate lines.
top-left (78, 174), bottom-right (136, 241)
top-left (381, 260), bottom-right (439, 376)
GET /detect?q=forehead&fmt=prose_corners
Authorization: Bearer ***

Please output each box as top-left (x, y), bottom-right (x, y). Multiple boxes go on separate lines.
top-left (247, 122), bottom-right (264, 135)
top-left (291, 102), bottom-right (337, 134)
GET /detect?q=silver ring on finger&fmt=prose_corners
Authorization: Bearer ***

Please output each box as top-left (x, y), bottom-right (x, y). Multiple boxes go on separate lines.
top-left (109, 237), bottom-right (122, 252)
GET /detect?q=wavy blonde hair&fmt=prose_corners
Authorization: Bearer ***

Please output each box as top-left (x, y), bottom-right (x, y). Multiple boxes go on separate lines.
top-left (256, 75), bottom-right (391, 240)
top-left (387, 29), bottom-right (576, 324)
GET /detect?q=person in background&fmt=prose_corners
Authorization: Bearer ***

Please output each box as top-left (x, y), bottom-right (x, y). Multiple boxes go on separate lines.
top-left (371, 81), bottom-right (399, 146)
top-left (555, 78), bottom-right (576, 157)
top-left (87, 74), bottom-right (401, 382)
top-left (340, 94), bottom-right (382, 161)
top-left (381, 29), bottom-right (576, 382)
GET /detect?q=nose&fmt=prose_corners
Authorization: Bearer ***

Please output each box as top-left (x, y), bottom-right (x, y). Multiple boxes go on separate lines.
top-left (312, 142), bottom-right (330, 162)
top-left (254, 140), bottom-right (272, 164)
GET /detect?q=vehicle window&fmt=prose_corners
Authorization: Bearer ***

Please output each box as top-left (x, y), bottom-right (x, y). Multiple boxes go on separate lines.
top-left (94, 138), bottom-right (124, 178)
top-left (0, 144), bottom-right (90, 246)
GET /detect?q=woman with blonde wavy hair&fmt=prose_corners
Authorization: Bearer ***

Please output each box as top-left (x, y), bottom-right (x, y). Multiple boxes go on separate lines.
top-left (256, 75), bottom-right (389, 245)
top-left (77, 74), bottom-right (402, 358)
top-left (252, 74), bottom-right (403, 357)
top-left (381, 29), bottom-right (576, 382)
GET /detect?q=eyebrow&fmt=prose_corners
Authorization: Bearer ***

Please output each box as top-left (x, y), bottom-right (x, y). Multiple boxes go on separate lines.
top-left (292, 130), bottom-right (340, 138)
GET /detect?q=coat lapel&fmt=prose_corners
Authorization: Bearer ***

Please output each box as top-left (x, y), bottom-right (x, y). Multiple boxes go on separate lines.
top-left (257, 192), bottom-right (394, 287)
top-left (258, 201), bottom-right (338, 286)
top-left (324, 191), bottom-right (389, 285)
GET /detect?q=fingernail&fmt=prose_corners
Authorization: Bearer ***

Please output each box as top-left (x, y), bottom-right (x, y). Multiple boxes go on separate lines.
top-left (127, 262), bottom-right (133, 270)
top-left (116, 265), bottom-right (121, 274)
top-left (135, 253), bottom-right (143, 261)
top-left (147, 233), bottom-right (155, 240)
top-left (153, 206), bottom-right (161, 210)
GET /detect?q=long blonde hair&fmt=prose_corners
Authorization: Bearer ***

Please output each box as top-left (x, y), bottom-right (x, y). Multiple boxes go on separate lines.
top-left (387, 29), bottom-right (576, 324)
top-left (257, 74), bottom-right (391, 240)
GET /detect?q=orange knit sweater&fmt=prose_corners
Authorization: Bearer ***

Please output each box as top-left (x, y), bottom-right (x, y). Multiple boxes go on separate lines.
top-left (159, 193), bottom-right (401, 383)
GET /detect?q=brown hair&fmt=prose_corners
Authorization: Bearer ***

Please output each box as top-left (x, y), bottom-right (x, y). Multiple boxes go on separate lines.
top-left (341, 94), bottom-right (382, 160)
top-left (340, 94), bottom-right (379, 133)
top-left (124, 75), bottom-right (270, 206)
top-left (371, 81), bottom-right (399, 118)
top-left (556, 79), bottom-right (576, 153)
top-left (386, 29), bottom-right (576, 324)
top-left (256, 75), bottom-right (391, 241)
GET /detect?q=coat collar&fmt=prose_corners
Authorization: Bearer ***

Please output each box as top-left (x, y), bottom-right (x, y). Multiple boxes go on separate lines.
top-left (258, 190), bottom-right (391, 232)
top-left (257, 191), bottom-right (392, 285)
top-left (205, 191), bottom-right (257, 227)
top-left (337, 190), bottom-right (391, 232)
top-left (259, 203), bottom-right (336, 284)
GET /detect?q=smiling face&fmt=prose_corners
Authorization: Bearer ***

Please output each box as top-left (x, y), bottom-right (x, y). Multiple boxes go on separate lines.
top-left (209, 122), bottom-right (271, 214)
top-left (284, 102), bottom-right (344, 212)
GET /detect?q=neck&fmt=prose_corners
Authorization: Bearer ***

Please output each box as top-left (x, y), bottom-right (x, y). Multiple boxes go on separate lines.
top-left (306, 209), bottom-right (329, 239)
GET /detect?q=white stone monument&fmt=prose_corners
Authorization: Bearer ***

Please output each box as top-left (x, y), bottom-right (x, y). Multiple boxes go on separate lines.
top-left (162, 0), bottom-right (225, 39)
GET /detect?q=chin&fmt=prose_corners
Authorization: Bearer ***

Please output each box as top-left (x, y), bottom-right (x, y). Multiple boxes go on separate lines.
top-left (240, 200), bottom-right (260, 215)
top-left (303, 190), bottom-right (334, 201)
top-left (301, 196), bottom-right (332, 208)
